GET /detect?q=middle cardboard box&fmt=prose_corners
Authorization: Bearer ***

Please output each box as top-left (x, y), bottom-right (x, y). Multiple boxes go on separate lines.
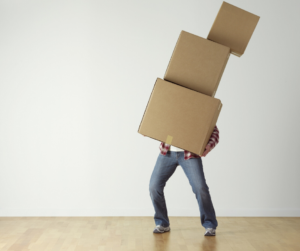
top-left (138, 78), bottom-right (222, 155)
top-left (164, 30), bottom-right (230, 97)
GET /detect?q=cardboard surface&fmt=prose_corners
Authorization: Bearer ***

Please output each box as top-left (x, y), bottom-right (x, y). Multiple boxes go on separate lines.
top-left (138, 78), bottom-right (222, 155)
top-left (207, 1), bottom-right (260, 57)
top-left (164, 31), bottom-right (230, 97)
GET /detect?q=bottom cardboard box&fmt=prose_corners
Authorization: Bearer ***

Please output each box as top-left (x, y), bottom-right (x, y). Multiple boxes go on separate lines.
top-left (138, 78), bottom-right (222, 155)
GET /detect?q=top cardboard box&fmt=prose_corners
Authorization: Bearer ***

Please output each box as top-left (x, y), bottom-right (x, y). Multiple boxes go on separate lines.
top-left (164, 30), bottom-right (230, 97)
top-left (207, 1), bottom-right (260, 57)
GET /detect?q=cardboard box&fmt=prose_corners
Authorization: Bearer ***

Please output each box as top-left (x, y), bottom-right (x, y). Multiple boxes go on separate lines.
top-left (164, 30), bottom-right (230, 97)
top-left (138, 78), bottom-right (222, 155)
top-left (207, 1), bottom-right (260, 57)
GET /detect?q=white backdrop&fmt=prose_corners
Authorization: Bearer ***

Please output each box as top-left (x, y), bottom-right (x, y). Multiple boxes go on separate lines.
top-left (0, 0), bottom-right (299, 217)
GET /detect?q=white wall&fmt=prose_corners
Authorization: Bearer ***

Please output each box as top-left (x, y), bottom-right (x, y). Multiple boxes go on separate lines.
top-left (0, 0), bottom-right (299, 217)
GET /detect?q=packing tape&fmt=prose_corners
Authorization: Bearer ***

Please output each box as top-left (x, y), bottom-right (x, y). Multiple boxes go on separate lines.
top-left (166, 135), bottom-right (173, 145)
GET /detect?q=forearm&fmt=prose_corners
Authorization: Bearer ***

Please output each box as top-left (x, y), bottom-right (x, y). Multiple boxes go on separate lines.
top-left (207, 125), bottom-right (219, 149)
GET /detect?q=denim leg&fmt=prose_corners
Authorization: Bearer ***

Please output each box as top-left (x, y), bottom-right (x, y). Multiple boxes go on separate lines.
top-left (149, 152), bottom-right (178, 227)
top-left (179, 154), bottom-right (218, 229)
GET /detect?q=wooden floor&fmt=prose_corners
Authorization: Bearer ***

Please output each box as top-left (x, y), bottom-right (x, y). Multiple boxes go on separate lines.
top-left (0, 217), bottom-right (299, 251)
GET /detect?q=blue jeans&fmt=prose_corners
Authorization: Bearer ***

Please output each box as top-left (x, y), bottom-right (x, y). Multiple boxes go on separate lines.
top-left (149, 151), bottom-right (218, 229)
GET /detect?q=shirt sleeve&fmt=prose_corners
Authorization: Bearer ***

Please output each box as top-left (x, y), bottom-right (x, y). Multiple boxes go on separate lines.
top-left (159, 142), bottom-right (163, 151)
top-left (159, 142), bottom-right (170, 155)
top-left (206, 125), bottom-right (219, 149)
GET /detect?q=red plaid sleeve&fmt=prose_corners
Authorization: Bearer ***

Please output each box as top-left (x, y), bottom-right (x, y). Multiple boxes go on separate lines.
top-left (206, 125), bottom-right (219, 150)
top-left (159, 142), bottom-right (170, 155)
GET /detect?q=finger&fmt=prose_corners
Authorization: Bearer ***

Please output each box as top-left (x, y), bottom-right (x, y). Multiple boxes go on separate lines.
top-left (205, 147), bottom-right (211, 155)
top-left (201, 150), bottom-right (208, 157)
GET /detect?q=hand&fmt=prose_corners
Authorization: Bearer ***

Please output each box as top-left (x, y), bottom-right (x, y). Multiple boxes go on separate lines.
top-left (200, 144), bottom-right (212, 157)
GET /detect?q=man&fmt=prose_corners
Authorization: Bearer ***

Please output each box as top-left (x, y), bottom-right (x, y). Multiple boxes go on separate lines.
top-left (149, 125), bottom-right (219, 236)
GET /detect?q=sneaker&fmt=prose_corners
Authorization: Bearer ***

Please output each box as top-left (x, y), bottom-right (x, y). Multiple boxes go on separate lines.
top-left (153, 225), bottom-right (170, 234)
top-left (204, 228), bottom-right (216, 236)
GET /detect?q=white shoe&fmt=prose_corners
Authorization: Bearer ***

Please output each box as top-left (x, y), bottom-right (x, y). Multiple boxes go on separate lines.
top-left (204, 228), bottom-right (216, 236)
top-left (153, 225), bottom-right (170, 233)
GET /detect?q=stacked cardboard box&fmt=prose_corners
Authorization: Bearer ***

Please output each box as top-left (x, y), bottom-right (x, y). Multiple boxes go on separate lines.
top-left (138, 1), bottom-right (260, 156)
